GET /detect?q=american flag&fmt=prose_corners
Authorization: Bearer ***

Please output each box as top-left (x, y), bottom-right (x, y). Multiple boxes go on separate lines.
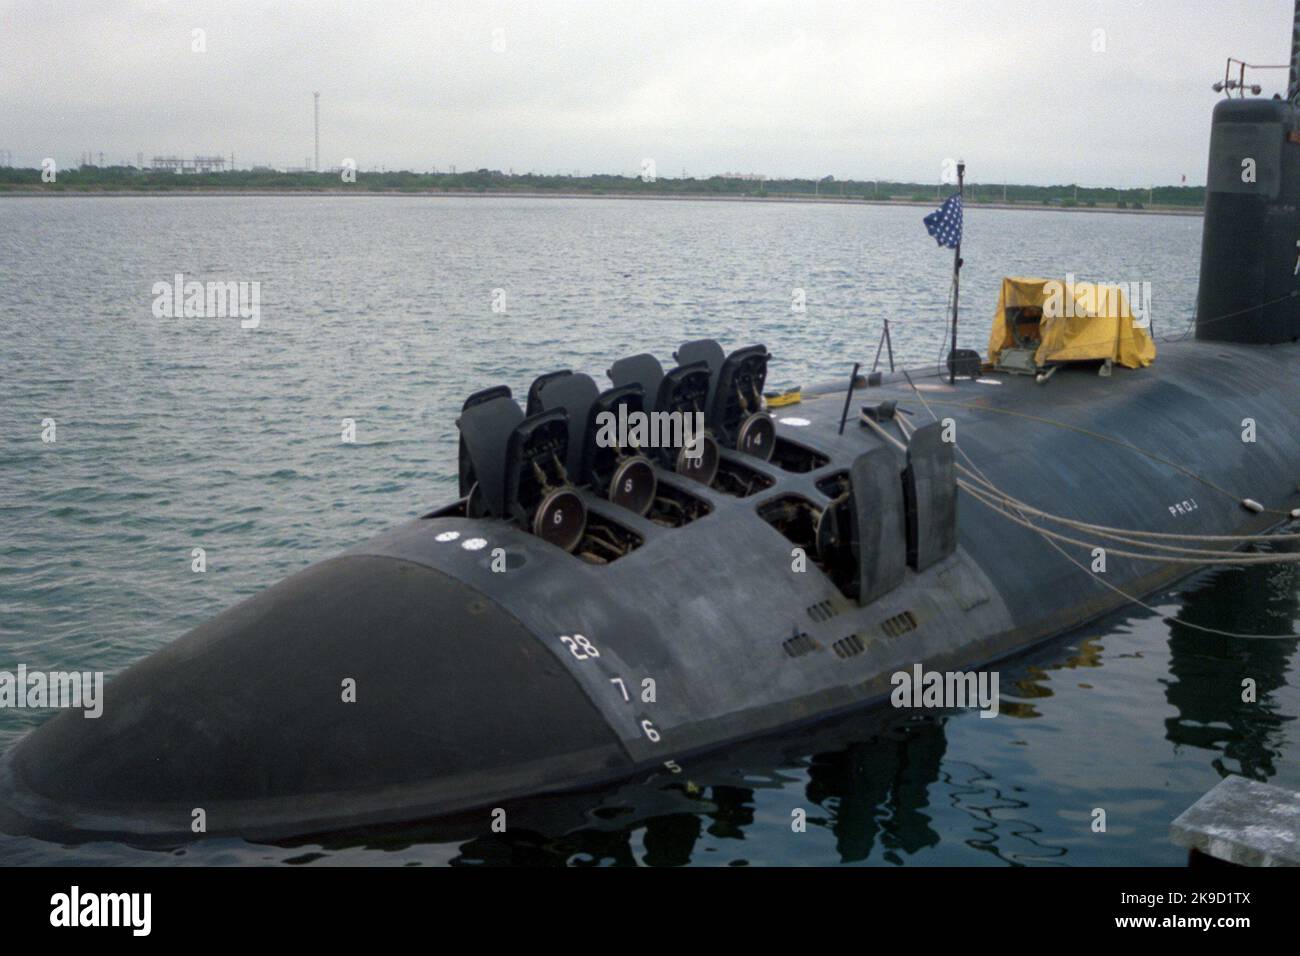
top-left (923, 194), bottom-right (963, 249)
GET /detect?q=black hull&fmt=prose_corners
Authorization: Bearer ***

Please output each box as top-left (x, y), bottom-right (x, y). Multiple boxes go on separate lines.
top-left (3, 337), bottom-right (1298, 841)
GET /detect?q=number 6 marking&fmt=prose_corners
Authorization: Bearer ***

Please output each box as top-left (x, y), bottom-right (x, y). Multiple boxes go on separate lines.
top-left (641, 719), bottom-right (660, 743)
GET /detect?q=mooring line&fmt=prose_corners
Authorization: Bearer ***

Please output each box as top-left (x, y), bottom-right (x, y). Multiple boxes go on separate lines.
top-left (859, 373), bottom-right (1300, 640)
top-left (863, 412), bottom-right (1300, 559)
top-left (892, 391), bottom-right (1295, 518)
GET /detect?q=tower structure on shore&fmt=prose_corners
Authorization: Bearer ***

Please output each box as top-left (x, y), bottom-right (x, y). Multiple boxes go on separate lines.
top-left (313, 92), bottom-right (320, 172)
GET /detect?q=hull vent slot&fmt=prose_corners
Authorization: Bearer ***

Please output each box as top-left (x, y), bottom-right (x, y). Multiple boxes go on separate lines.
top-left (806, 600), bottom-right (837, 623)
top-left (771, 437), bottom-right (831, 473)
top-left (880, 610), bottom-right (918, 639)
top-left (832, 634), bottom-right (866, 659)
top-left (783, 632), bottom-right (820, 658)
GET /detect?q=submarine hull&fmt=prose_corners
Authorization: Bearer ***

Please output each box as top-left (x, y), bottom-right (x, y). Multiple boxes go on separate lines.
top-left (3, 337), bottom-right (1298, 841)
top-left (2, 555), bottom-right (628, 839)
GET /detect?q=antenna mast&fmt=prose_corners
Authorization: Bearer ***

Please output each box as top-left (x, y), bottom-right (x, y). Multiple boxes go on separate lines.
top-left (313, 92), bottom-right (320, 171)
top-left (1290, 0), bottom-right (1300, 99)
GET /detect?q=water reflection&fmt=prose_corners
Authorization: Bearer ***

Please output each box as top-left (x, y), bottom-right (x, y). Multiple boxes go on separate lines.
top-left (1163, 543), bottom-right (1299, 781)
top-left (806, 716), bottom-right (944, 862)
top-left (267, 707), bottom-right (1070, 866)
top-left (999, 637), bottom-right (1107, 720)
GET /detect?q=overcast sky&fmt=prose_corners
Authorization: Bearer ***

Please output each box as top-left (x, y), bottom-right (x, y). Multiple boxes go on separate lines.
top-left (1, 0), bottom-right (1294, 185)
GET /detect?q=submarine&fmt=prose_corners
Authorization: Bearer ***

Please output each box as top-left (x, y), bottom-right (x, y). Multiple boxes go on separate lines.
top-left (4, 61), bottom-right (1300, 847)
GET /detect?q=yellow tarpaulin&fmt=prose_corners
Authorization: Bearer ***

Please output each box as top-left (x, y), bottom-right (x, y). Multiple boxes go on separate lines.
top-left (987, 276), bottom-right (1156, 369)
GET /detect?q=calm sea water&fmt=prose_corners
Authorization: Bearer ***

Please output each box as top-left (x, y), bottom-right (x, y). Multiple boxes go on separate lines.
top-left (1, 195), bottom-right (1296, 866)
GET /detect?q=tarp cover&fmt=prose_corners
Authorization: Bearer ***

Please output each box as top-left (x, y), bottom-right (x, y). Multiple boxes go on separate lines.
top-left (987, 276), bottom-right (1156, 369)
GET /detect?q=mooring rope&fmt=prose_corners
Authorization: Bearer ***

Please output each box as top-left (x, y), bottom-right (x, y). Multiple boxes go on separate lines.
top-left (956, 479), bottom-right (1300, 565)
top-left (888, 411), bottom-right (1300, 545)
top-left (862, 374), bottom-right (1300, 639)
top-left (957, 477), bottom-right (1300, 553)
top-left (861, 412), bottom-right (1300, 563)
top-left (1165, 289), bottom-right (1300, 342)
top-left (888, 393), bottom-right (1297, 519)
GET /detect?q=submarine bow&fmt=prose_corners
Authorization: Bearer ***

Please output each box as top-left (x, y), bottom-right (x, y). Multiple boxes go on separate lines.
top-left (1, 554), bottom-right (629, 839)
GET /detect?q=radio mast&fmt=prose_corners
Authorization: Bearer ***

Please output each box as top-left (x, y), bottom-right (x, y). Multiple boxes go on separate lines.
top-left (313, 92), bottom-right (320, 171)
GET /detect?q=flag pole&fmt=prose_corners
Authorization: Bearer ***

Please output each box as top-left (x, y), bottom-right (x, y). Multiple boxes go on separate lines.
top-left (949, 160), bottom-right (965, 385)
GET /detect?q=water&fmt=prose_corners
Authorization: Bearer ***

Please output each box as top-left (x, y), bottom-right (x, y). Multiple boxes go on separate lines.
top-left (1, 195), bottom-right (1295, 866)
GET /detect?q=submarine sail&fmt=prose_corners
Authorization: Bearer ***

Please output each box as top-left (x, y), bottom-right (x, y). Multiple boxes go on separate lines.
top-left (1196, 97), bottom-right (1300, 344)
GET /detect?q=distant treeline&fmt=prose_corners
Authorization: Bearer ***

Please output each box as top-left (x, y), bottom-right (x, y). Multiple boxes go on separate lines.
top-left (0, 165), bottom-right (1206, 208)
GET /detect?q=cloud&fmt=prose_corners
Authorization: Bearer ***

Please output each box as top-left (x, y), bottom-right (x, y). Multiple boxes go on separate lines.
top-left (0, 0), bottom-right (1292, 185)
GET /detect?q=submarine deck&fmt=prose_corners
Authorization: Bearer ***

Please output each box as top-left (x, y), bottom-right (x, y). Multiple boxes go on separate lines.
top-left (356, 336), bottom-right (1300, 802)
top-left (4, 337), bottom-right (1297, 840)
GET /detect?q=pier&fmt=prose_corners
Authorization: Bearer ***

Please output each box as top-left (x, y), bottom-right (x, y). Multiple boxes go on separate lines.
top-left (1170, 775), bottom-right (1300, 866)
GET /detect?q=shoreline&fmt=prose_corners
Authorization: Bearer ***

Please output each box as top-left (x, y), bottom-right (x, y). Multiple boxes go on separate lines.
top-left (0, 188), bottom-right (1204, 216)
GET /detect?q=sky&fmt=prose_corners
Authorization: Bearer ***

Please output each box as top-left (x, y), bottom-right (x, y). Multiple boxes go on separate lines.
top-left (0, 0), bottom-right (1294, 186)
